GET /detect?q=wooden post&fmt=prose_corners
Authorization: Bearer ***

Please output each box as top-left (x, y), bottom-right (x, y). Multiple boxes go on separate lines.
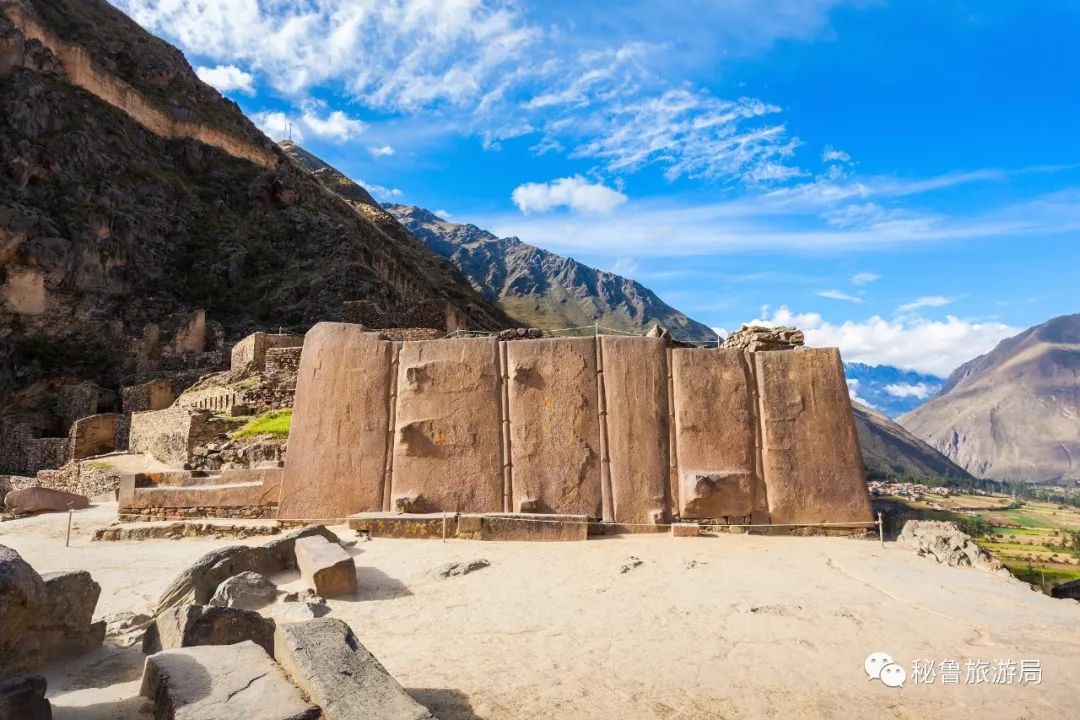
top-left (442, 511), bottom-right (448, 543)
top-left (877, 511), bottom-right (885, 548)
top-left (65, 504), bottom-right (73, 547)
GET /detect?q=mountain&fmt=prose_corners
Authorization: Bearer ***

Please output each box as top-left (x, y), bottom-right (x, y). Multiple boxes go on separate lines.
top-left (0, 0), bottom-right (509, 430)
top-left (899, 314), bottom-right (1080, 483)
top-left (843, 363), bottom-right (944, 418)
top-left (852, 401), bottom-right (973, 480)
top-left (384, 205), bottom-right (717, 342)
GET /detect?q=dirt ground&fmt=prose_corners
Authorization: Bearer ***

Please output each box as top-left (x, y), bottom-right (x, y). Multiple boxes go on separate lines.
top-left (2, 503), bottom-right (1078, 720)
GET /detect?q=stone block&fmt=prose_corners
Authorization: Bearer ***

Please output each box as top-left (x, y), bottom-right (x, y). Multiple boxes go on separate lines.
top-left (142, 604), bottom-right (275, 657)
top-left (140, 641), bottom-right (318, 720)
top-left (274, 618), bottom-right (434, 720)
top-left (600, 336), bottom-right (670, 526)
top-left (155, 525), bottom-right (339, 613)
top-left (390, 337), bottom-right (503, 514)
top-left (294, 535), bottom-right (357, 598)
top-left (754, 349), bottom-right (873, 525)
top-left (347, 512), bottom-right (456, 539)
top-left (481, 513), bottom-right (588, 541)
top-left (671, 349), bottom-right (767, 520)
top-left (278, 323), bottom-right (391, 519)
top-left (671, 523), bottom-right (701, 538)
top-left (506, 338), bottom-right (602, 517)
top-left (0, 675), bottom-right (51, 720)
top-left (4, 487), bottom-right (89, 515)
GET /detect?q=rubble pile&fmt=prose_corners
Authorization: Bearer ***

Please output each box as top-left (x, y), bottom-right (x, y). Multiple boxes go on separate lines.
top-left (723, 325), bottom-right (805, 352)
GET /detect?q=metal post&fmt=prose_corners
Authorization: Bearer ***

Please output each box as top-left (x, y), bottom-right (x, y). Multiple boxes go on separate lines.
top-left (65, 504), bottom-right (73, 547)
top-left (877, 511), bottom-right (885, 548)
top-left (442, 511), bottom-right (447, 543)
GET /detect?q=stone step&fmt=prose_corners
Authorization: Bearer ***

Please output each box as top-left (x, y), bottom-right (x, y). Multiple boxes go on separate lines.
top-left (346, 512), bottom-right (589, 541)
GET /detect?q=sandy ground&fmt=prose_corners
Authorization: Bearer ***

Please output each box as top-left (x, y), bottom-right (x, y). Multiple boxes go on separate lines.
top-left (2, 503), bottom-right (1078, 720)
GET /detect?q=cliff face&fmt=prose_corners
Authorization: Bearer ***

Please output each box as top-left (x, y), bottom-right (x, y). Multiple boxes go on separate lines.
top-left (385, 205), bottom-right (718, 341)
top-left (851, 402), bottom-right (973, 480)
top-left (0, 0), bottom-right (509, 419)
top-left (900, 314), bottom-right (1080, 482)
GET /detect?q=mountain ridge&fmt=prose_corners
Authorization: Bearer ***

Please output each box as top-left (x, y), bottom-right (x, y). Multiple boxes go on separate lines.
top-left (900, 313), bottom-right (1080, 483)
top-left (385, 204), bottom-right (717, 341)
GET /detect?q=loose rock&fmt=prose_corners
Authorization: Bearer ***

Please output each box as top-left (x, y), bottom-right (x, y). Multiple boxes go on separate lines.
top-left (294, 535), bottom-right (357, 598)
top-left (429, 559), bottom-right (490, 580)
top-left (898, 521), bottom-right (1006, 572)
top-left (143, 604), bottom-right (276, 657)
top-left (0, 674), bottom-right (51, 720)
top-left (208, 571), bottom-right (277, 610)
top-left (4, 487), bottom-right (90, 515)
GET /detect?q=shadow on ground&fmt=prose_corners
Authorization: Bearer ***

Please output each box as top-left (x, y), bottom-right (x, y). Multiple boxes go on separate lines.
top-left (408, 687), bottom-right (486, 720)
top-left (355, 566), bottom-right (412, 600)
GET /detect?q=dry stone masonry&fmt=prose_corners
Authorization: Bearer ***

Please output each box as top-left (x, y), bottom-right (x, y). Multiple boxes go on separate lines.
top-left (722, 324), bottom-right (805, 352)
top-left (278, 322), bottom-right (873, 531)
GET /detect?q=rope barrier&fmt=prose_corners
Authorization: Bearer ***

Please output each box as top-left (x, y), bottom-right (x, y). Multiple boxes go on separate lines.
top-left (272, 514), bottom-right (879, 530)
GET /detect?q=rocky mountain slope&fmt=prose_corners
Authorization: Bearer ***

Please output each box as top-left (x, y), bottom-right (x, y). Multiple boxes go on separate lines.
top-left (852, 401), bottom-right (972, 480)
top-left (900, 314), bottom-right (1080, 482)
top-left (0, 0), bottom-right (509, 424)
top-left (385, 205), bottom-right (716, 341)
top-left (844, 363), bottom-right (944, 418)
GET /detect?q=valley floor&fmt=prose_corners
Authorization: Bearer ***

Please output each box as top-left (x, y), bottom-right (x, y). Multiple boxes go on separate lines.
top-left (2, 504), bottom-right (1078, 720)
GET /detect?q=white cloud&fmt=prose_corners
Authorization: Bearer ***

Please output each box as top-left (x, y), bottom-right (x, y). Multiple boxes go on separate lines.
top-left (357, 179), bottom-right (403, 200)
top-left (750, 305), bottom-right (1017, 376)
top-left (896, 295), bottom-right (959, 313)
top-left (369, 145), bottom-right (395, 158)
top-left (851, 272), bottom-right (880, 285)
top-left (195, 64), bottom-right (254, 94)
top-left (250, 111), bottom-right (301, 142)
top-left (511, 176), bottom-right (628, 215)
top-left (817, 289), bottom-right (863, 304)
top-left (883, 382), bottom-right (936, 400)
top-left (822, 146), bottom-right (851, 163)
top-left (610, 256), bottom-right (639, 278)
top-left (434, 209), bottom-right (453, 219)
top-left (565, 89), bottom-right (802, 183)
top-left (301, 109), bottom-right (365, 142)
top-left (846, 378), bottom-right (876, 409)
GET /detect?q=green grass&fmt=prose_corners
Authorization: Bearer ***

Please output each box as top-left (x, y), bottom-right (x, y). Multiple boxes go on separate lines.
top-left (84, 460), bottom-right (113, 470)
top-left (1002, 561), bottom-right (1080, 587)
top-left (232, 409), bottom-right (292, 439)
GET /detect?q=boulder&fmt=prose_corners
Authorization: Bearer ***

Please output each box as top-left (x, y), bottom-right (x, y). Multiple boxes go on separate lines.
top-left (1, 547), bottom-right (103, 673)
top-left (898, 521), bottom-right (1006, 572)
top-left (274, 618), bottom-right (434, 720)
top-left (208, 571), bottom-right (277, 610)
top-left (0, 545), bottom-right (46, 672)
top-left (140, 641), bottom-right (318, 720)
top-left (0, 674), bottom-right (51, 720)
top-left (1051, 578), bottom-right (1080, 600)
top-left (275, 601), bottom-right (331, 623)
top-left (33, 571), bottom-right (107, 662)
top-left (429, 559), bottom-right (490, 580)
top-left (155, 525), bottom-right (339, 613)
top-left (294, 536), bottom-right (356, 598)
top-left (143, 604), bottom-right (275, 657)
top-left (4, 487), bottom-right (89, 515)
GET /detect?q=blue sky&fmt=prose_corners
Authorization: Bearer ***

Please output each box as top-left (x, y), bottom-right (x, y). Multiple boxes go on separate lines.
top-left (116, 0), bottom-right (1080, 376)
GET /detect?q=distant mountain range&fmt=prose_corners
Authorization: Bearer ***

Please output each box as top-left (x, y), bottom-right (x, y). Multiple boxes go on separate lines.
top-left (385, 205), bottom-right (717, 342)
top-left (853, 402), bottom-right (972, 480)
top-left (843, 363), bottom-right (944, 418)
top-left (900, 314), bottom-right (1080, 483)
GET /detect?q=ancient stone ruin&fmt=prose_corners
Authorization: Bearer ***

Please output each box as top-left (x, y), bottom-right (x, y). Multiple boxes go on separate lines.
top-left (276, 322), bottom-right (872, 533)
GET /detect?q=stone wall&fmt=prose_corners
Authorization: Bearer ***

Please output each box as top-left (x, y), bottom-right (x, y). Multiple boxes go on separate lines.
top-left (68, 413), bottom-right (120, 460)
top-left (278, 323), bottom-right (873, 529)
top-left (121, 379), bottom-right (175, 414)
top-left (128, 406), bottom-right (231, 466)
top-left (230, 332), bottom-right (304, 372)
top-left (264, 346), bottom-right (302, 374)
